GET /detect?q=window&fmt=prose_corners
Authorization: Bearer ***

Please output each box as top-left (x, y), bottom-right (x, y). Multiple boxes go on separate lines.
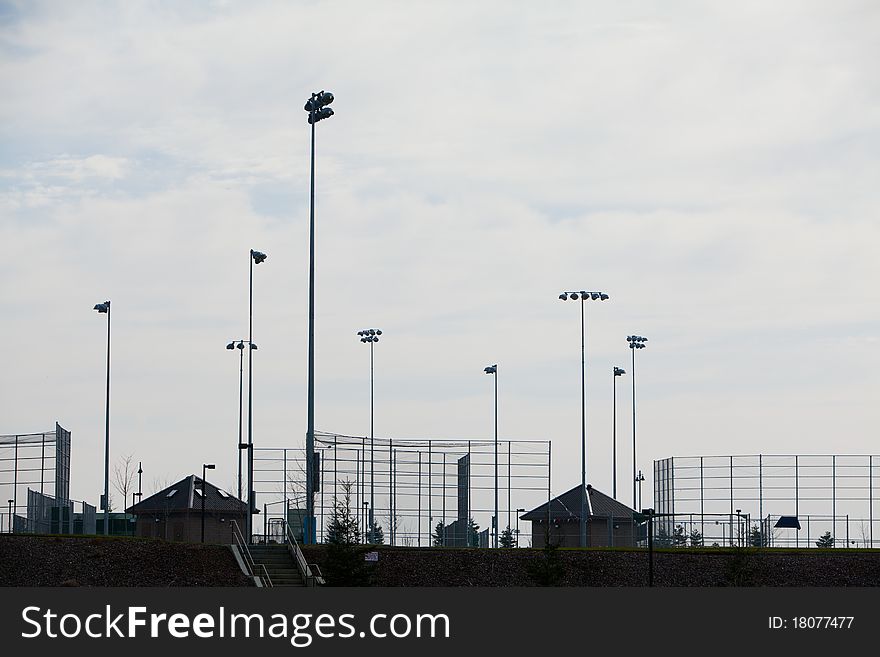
top-left (166, 489), bottom-right (178, 498)
top-left (217, 489), bottom-right (228, 498)
top-left (194, 488), bottom-right (203, 497)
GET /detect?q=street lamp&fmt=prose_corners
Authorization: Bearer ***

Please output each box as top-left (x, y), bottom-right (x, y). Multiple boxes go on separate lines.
top-left (93, 300), bottom-right (111, 535)
top-left (358, 328), bottom-right (382, 542)
top-left (558, 290), bottom-right (609, 547)
top-left (247, 249), bottom-right (267, 543)
top-left (305, 89), bottom-right (335, 545)
top-left (134, 461), bottom-right (143, 505)
top-left (484, 364), bottom-right (498, 547)
top-left (627, 334), bottom-right (648, 509)
top-left (227, 339), bottom-right (256, 501)
top-left (516, 508), bottom-right (526, 548)
top-left (612, 366), bottom-right (626, 499)
top-left (635, 470), bottom-right (645, 511)
top-left (201, 463), bottom-right (216, 543)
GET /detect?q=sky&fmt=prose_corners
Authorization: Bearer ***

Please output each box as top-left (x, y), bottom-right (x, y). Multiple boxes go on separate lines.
top-left (1, 1), bottom-right (879, 518)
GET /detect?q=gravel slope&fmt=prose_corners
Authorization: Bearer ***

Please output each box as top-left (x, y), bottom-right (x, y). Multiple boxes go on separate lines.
top-left (0, 535), bottom-right (251, 587)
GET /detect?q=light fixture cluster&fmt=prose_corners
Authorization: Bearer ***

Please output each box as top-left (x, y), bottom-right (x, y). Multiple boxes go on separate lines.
top-left (358, 328), bottom-right (382, 343)
top-left (226, 340), bottom-right (257, 351)
top-left (305, 91), bottom-right (335, 124)
top-left (250, 249), bottom-right (267, 264)
top-left (484, 364), bottom-right (497, 375)
top-left (558, 291), bottom-right (609, 301)
top-left (614, 366), bottom-right (626, 376)
top-left (627, 335), bottom-right (648, 349)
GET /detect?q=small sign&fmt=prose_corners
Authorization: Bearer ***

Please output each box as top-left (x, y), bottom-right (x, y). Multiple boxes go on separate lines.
top-left (365, 551), bottom-right (379, 562)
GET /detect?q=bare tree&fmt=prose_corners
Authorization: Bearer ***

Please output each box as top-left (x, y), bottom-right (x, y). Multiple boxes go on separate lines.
top-left (149, 476), bottom-right (170, 495)
top-left (113, 454), bottom-right (137, 511)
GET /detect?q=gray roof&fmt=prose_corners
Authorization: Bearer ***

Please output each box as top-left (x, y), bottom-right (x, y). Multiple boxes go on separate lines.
top-left (520, 484), bottom-right (635, 521)
top-left (126, 475), bottom-right (246, 515)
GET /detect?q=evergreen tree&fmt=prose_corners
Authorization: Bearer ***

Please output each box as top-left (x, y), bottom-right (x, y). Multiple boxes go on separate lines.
top-left (468, 518), bottom-right (480, 547)
top-left (367, 520), bottom-right (384, 545)
top-left (689, 529), bottom-right (704, 547)
top-left (527, 527), bottom-right (565, 586)
top-left (672, 524), bottom-right (688, 547)
top-left (815, 531), bottom-right (835, 548)
top-left (324, 481), bottom-right (370, 586)
top-left (499, 526), bottom-right (515, 548)
top-left (654, 525), bottom-right (672, 547)
top-left (432, 521), bottom-right (445, 547)
top-left (749, 524), bottom-right (768, 547)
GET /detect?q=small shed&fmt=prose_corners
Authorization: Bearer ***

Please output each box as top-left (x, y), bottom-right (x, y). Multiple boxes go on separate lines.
top-left (520, 484), bottom-right (640, 547)
top-left (126, 475), bottom-right (246, 544)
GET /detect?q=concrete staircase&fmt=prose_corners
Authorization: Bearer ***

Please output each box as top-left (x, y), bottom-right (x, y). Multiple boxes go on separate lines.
top-left (249, 544), bottom-right (305, 587)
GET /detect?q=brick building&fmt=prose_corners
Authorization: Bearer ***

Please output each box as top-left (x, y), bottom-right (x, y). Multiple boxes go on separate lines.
top-left (126, 475), bottom-right (246, 544)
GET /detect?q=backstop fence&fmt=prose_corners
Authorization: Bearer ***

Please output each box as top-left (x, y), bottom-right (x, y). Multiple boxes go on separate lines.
top-left (252, 431), bottom-right (552, 546)
top-left (654, 455), bottom-right (880, 548)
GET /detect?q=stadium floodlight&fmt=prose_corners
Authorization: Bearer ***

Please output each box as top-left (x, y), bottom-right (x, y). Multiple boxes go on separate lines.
top-left (305, 89), bottom-right (336, 544)
top-left (246, 249), bottom-right (268, 543)
top-left (93, 299), bottom-right (112, 535)
top-left (612, 366), bottom-right (627, 499)
top-left (557, 289), bottom-right (609, 547)
top-left (358, 328), bottom-right (383, 542)
top-left (484, 364), bottom-right (499, 546)
top-left (627, 334), bottom-right (649, 509)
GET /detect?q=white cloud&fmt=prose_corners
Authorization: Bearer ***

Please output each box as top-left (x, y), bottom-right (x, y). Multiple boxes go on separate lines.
top-left (1, 1), bottom-right (878, 516)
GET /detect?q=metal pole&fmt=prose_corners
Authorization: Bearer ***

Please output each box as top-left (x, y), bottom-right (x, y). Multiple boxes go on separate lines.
top-left (870, 455), bottom-right (874, 548)
top-left (418, 451), bottom-right (422, 547)
top-left (369, 338), bottom-right (375, 541)
top-left (442, 452), bottom-right (446, 546)
top-left (579, 298), bottom-right (588, 548)
top-left (428, 440), bottom-right (432, 546)
top-left (507, 440), bottom-right (511, 535)
top-left (647, 511), bottom-right (654, 587)
top-left (247, 255), bottom-right (254, 543)
top-left (103, 302), bottom-right (111, 535)
top-left (305, 98), bottom-right (316, 545)
top-left (612, 369), bottom-right (617, 499)
top-left (795, 455), bottom-right (799, 548)
top-left (832, 455), bottom-right (836, 543)
top-left (237, 342), bottom-right (244, 501)
top-left (494, 365), bottom-right (498, 548)
top-left (201, 465), bottom-right (206, 543)
top-left (631, 345), bottom-right (637, 511)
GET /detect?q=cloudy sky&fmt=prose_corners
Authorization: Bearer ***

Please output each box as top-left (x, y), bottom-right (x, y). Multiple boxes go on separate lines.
top-left (2, 1), bottom-right (878, 515)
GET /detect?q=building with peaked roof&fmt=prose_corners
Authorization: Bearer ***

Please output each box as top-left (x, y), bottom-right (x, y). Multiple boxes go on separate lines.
top-left (520, 484), bottom-right (642, 547)
top-left (126, 475), bottom-right (246, 544)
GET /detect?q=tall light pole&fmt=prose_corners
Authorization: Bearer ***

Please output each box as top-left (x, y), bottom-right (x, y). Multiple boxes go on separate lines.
top-left (201, 463), bottom-right (215, 543)
top-left (627, 335), bottom-right (648, 510)
top-left (304, 89), bottom-right (334, 545)
top-left (247, 249), bottom-right (267, 543)
top-left (93, 300), bottom-right (111, 535)
top-left (358, 328), bottom-right (381, 542)
top-left (227, 339), bottom-right (256, 501)
top-left (612, 366), bottom-right (626, 500)
top-left (558, 290), bottom-right (609, 547)
top-left (484, 364), bottom-right (498, 547)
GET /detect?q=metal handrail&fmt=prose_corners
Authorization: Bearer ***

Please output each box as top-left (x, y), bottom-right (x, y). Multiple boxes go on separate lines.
top-left (231, 520), bottom-right (272, 587)
top-left (285, 521), bottom-right (324, 586)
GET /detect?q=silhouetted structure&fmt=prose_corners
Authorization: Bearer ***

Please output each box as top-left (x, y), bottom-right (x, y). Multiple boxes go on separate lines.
top-left (127, 475), bottom-right (245, 543)
top-left (521, 484), bottom-right (639, 547)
